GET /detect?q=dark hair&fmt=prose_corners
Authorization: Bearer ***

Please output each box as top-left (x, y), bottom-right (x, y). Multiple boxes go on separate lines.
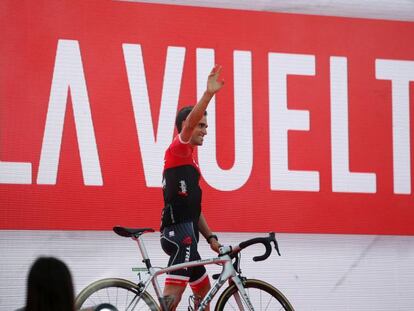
top-left (175, 106), bottom-right (207, 133)
top-left (25, 257), bottom-right (74, 311)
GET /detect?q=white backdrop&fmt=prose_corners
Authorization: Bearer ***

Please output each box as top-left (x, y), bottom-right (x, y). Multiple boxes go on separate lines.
top-left (1, 231), bottom-right (414, 310)
top-left (120, 0), bottom-right (414, 21)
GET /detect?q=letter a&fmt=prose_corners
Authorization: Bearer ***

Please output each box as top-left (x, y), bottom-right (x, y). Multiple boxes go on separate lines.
top-left (37, 40), bottom-right (102, 185)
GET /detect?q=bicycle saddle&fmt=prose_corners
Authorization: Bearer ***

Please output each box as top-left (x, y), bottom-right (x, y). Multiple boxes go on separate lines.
top-left (113, 226), bottom-right (155, 238)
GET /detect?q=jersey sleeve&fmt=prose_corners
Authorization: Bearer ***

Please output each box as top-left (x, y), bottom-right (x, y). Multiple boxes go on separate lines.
top-left (168, 134), bottom-right (192, 158)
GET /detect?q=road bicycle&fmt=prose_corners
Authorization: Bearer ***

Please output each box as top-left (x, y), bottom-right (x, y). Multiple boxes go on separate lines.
top-left (75, 226), bottom-right (295, 311)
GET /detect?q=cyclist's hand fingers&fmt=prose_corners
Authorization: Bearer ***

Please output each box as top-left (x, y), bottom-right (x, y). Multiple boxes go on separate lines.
top-left (210, 240), bottom-right (221, 253)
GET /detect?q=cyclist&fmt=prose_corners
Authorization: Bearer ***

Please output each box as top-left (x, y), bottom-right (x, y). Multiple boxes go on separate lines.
top-left (160, 65), bottom-right (224, 310)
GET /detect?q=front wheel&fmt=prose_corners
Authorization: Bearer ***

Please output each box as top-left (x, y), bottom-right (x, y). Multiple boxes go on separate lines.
top-left (215, 279), bottom-right (294, 311)
top-left (75, 278), bottom-right (160, 311)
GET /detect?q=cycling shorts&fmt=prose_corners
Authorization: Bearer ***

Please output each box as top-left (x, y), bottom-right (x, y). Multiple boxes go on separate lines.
top-left (160, 222), bottom-right (208, 288)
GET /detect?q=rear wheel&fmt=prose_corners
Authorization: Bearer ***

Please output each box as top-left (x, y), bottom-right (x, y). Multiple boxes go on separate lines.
top-left (215, 279), bottom-right (294, 311)
top-left (75, 278), bottom-right (159, 311)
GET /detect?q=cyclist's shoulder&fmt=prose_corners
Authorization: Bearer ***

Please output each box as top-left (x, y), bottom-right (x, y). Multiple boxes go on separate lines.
top-left (167, 135), bottom-right (193, 157)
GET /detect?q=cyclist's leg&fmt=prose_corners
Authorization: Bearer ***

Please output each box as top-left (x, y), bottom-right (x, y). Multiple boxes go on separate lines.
top-left (161, 222), bottom-right (195, 309)
top-left (163, 282), bottom-right (186, 310)
top-left (188, 224), bottom-right (210, 311)
top-left (190, 272), bottom-right (211, 311)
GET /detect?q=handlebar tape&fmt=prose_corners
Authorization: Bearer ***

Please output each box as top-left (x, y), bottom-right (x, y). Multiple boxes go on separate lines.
top-left (238, 232), bottom-right (281, 261)
top-left (238, 236), bottom-right (271, 261)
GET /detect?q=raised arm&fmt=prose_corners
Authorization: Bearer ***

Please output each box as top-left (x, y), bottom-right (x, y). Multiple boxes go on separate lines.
top-left (179, 65), bottom-right (224, 142)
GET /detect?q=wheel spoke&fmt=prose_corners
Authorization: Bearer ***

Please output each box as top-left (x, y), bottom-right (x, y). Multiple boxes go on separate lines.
top-left (106, 287), bottom-right (111, 305)
top-left (216, 280), bottom-right (294, 311)
top-left (263, 292), bottom-right (272, 311)
top-left (76, 279), bottom-right (159, 311)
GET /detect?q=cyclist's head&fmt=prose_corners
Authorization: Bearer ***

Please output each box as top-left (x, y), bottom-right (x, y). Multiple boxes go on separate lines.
top-left (175, 106), bottom-right (207, 133)
top-left (25, 257), bottom-right (74, 311)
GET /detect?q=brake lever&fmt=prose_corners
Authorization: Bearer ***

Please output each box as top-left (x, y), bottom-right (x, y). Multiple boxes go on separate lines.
top-left (269, 232), bottom-right (281, 256)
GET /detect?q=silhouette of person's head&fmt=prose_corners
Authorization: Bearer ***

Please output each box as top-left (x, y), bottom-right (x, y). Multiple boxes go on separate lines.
top-left (25, 257), bottom-right (74, 311)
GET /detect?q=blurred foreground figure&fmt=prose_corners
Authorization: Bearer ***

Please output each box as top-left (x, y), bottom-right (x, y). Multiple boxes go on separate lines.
top-left (20, 257), bottom-right (75, 311)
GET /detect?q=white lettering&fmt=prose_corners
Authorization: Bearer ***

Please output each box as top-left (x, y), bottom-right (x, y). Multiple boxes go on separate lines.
top-left (37, 40), bottom-right (102, 185)
top-left (0, 161), bottom-right (31, 184)
top-left (330, 56), bottom-right (376, 193)
top-left (197, 49), bottom-right (253, 191)
top-left (123, 44), bottom-right (185, 187)
top-left (268, 53), bottom-right (319, 191)
top-left (376, 59), bottom-right (413, 194)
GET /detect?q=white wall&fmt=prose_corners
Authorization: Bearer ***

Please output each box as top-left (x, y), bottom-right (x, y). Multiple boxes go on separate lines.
top-left (1, 230), bottom-right (413, 310)
top-left (119, 0), bottom-right (414, 21)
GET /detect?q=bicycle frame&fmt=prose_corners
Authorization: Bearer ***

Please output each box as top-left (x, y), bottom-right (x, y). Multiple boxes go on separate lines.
top-left (132, 234), bottom-right (254, 311)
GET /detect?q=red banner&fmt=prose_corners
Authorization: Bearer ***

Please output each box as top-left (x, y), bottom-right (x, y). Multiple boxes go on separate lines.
top-left (1, 0), bottom-right (413, 234)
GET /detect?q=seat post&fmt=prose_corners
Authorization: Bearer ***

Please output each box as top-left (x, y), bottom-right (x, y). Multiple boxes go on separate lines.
top-left (133, 234), bottom-right (164, 301)
top-left (133, 234), bottom-right (152, 269)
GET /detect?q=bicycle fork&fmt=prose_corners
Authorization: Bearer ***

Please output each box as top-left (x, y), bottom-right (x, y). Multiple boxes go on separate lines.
top-left (231, 275), bottom-right (254, 311)
top-left (197, 260), bottom-right (255, 311)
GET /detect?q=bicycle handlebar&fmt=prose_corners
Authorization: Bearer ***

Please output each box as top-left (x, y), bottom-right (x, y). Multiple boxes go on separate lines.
top-left (212, 233), bottom-right (281, 280)
top-left (236, 232), bottom-right (281, 261)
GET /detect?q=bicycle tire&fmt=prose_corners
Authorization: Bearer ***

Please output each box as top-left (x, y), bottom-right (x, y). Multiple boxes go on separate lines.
top-left (215, 279), bottom-right (294, 311)
top-left (75, 278), bottom-right (160, 311)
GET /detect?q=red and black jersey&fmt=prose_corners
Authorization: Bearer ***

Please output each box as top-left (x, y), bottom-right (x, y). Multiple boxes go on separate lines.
top-left (161, 135), bottom-right (202, 230)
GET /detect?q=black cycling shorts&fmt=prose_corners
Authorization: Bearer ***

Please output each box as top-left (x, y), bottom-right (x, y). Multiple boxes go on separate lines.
top-left (160, 222), bottom-right (207, 287)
